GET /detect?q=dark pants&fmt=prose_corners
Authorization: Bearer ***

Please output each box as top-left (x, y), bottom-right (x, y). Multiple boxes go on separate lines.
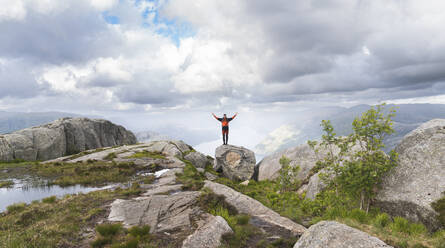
top-left (222, 126), bottom-right (229, 145)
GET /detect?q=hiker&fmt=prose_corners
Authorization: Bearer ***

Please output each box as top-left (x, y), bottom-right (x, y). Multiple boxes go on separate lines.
top-left (212, 112), bottom-right (238, 145)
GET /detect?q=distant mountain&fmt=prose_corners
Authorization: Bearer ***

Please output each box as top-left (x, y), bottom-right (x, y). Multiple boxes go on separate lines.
top-left (0, 111), bottom-right (84, 134)
top-left (135, 131), bottom-right (171, 143)
top-left (255, 104), bottom-right (445, 156)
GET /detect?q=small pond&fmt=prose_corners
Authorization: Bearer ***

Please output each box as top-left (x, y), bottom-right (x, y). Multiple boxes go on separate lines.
top-left (0, 168), bottom-right (171, 213)
top-left (0, 179), bottom-right (113, 212)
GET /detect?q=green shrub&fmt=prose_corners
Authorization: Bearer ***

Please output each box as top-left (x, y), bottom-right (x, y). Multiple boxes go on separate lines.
top-left (6, 202), bottom-right (26, 213)
top-left (395, 240), bottom-right (408, 248)
top-left (111, 238), bottom-right (139, 248)
top-left (309, 104), bottom-right (398, 212)
top-left (236, 215), bottom-right (250, 225)
top-left (390, 217), bottom-right (411, 234)
top-left (42, 196), bottom-right (57, 204)
top-left (432, 193), bottom-right (445, 227)
top-left (104, 152), bottom-right (117, 160)
top-left (96, 223), bottom-right (122, 237)
top-left (91, 236), bottom-right (112, 248)
top-left (433, 230), bottom-right (445, 248)
top-left (409, 223), bottom-right (427, 235)
top-left (278, 156), bottom-right (300, 192)
top-left (374, 213), bottom-right (391, 228)
top-left (128, 225), bottom-right (150, 238)
top-left (348, 208), bottom-right (369, 223)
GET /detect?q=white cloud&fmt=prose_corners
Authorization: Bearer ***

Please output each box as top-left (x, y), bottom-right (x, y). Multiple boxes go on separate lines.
top-left (89, 0), bottom-right (118, 11)
top-left (0, 0), bottom-right (26, 21)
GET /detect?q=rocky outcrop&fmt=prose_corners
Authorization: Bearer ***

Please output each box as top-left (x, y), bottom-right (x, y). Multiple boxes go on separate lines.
top-left (294, 221), bottom-right (392, 248)
top-left (184, 151), bottom-right (213, 169)
top-left (305, 171), bottom-right (326, 200)
top-left (0, 117), bottom-right (136, 161)
top-left (215, 145), bottom-right (255, 181)
top-left (109, 191), bottom-right (201, 232)
top-left (204, 180), bottom-right (306, 237)
top-left (376, 119), bottom-right (445, 230)
top-left (144, 140), bottom-right (193, 157)
top-left (182, 215), bottom-right (232, 248)
top-left (255, 143), bottom-right (319, 182)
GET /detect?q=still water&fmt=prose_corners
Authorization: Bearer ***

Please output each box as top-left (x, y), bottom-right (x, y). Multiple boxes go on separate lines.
top-left (0, 179), bottom-right (113, 212)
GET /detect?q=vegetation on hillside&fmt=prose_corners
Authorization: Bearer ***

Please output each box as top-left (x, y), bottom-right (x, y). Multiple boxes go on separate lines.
top-left (0, 187), bottom-right (144, 247)
top-left (308, 103), bottom-right (398, 212)
top-left (31, 160), bottom-right (151, 187)
top-left (215, 104), bottom-right (444, 248)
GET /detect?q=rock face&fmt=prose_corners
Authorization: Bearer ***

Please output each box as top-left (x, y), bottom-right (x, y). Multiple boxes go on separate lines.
top-left (0, 117), bottom-right (136, 161)
top-left (182, 215), bottom-right (233, 248)
top-left (376, 119), bottom-right (445, 230)
top-left (255, 143), bottom-right (319, 182)
top-left (204, 180), bottom-right (306, 237)
top-left (305, 171), bottom-right (326, 200)
top-left (109, 191), bottom-right (201, 232)
top-left (294, 221), bottom-right (392, 248)
top-left (184, 151), bottom-right (213, 169)
top-left (215, 145), bottom-right (256, 181)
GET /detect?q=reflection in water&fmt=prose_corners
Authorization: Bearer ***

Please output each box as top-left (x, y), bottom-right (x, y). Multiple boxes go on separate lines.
top-left (0, 179), bottom-right (112, 212)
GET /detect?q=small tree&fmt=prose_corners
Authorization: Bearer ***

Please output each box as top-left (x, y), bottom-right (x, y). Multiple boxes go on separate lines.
top-left (309, 104), bottom-right (398, 212)
top-left (278, 156), bottom-right (300, 192)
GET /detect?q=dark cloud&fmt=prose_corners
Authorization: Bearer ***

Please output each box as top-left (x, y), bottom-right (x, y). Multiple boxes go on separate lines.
top-left (0, 2), bottom-right (122, 64)
top-left (1, 0), bottom-right (445, 117)
top-left (0, 59), bottom-right (45, 98)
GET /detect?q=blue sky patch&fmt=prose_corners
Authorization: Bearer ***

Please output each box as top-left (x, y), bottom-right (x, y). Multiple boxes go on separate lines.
top-left (103, 12), bottom-right (120, 24)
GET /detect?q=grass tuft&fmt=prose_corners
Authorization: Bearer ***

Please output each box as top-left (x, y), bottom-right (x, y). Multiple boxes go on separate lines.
top-left (374, 213), bottom-right (391, 228)
top-left (6, 202), bottom-right (26, 213)
top-left (0, 180), bottom-right (14, 188)
top-left (96, 223), bottom-right (122, 237)
top-left (42, 196), bottom-right (57, 204)
top-left (176, 161), bottom-right (205, 190)
top-left (128, 150), bottom-right (166, 159)
top-left (104, 152), bottom-right (117, 161)
top-left (431, 193), bottom-right (445, 228)
top-left (128, 225), bottom-right (150, 238)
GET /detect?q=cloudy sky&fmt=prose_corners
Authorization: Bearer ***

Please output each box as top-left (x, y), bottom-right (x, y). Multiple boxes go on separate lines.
top-left (1, 0), bottom-right (445, 154)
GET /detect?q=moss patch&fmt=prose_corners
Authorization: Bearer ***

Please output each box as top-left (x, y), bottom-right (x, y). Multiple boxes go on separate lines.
top-left (30, 160), bottom-right (146, 187)
top-left (103, 152), bottom-right (117, 161)
top-left (127, 150), bottom-right (166, 160)
top-left (176, 160), bottom-right (205, 190)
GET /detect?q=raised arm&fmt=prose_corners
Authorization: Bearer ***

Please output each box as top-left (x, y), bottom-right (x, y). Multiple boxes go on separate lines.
top-left (231, 112), bottom-right (238, 119)
top-left (212, 113), bottom-right (219, 120)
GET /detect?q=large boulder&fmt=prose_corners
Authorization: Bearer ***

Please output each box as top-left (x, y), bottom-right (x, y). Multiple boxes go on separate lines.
top-left (185, 151), bottom-right (213, 169)
top-left (108, 191), bottom-right (201, 232)
top-left (376, 119), bottom-right (445, 230)
top-left (0, 117), bottom-right (136, 161)
top-left (255, 144), bottom-right (318, 182)
top-left (215, 145), bottom-right (255, 181)
top-left (294, 221), bottom-right (392, 248)
top-left (204, 181), bottom-right (306, 237)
